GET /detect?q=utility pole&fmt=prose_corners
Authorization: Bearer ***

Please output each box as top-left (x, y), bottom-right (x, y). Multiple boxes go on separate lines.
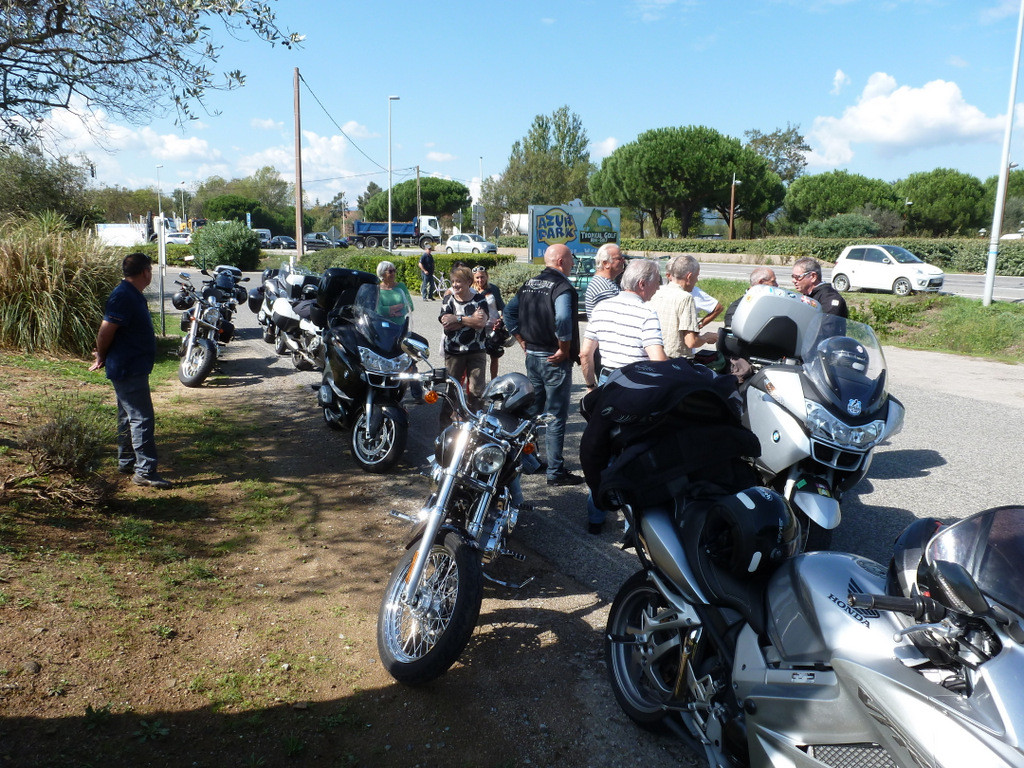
top-left (416, 165), bottom-right (422, 219)
top-left (293, 67), bottom-right (303, 268)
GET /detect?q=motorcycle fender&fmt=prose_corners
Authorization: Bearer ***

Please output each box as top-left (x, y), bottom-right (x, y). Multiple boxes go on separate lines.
top-left (788, 483), bottom-right (841, 531)
top-left (367, 402), bottom-right (408, 438)
top-left (404, 522), bottom-right (464, 550)
top-left (747, 394), bottom-right (809, 477)
top-left (637, 508), bottom-right (710, 605)
top-left (884, 395), bottom-right (905, 440)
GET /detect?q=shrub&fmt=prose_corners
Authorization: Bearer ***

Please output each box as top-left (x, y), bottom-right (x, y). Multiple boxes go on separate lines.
top-left (801, 214), bottom-right (880, 239)
top-left (24, 392), bottom-right (113, 475)
top-left (0, 215), bottom-right (121, 355)
top-left (191, 221), bottom-right (261, 271)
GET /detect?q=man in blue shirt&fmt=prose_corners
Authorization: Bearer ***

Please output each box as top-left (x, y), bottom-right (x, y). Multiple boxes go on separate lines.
top-left (504, 243), bottom-right (584, 486)
top-left (89, 252), bottom-right (172, 489)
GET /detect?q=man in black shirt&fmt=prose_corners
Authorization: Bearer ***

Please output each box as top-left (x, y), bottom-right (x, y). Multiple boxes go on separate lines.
top-left (792, 257), bottom-right (848, 317)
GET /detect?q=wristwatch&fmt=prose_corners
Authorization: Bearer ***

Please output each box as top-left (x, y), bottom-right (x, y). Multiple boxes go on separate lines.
top-left (458, 316), bottom-right (463, 325)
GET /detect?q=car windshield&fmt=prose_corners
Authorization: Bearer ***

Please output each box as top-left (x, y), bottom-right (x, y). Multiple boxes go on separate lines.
top-left (799, 314), bottom-right (889, 416)
top-left (880, 245), bottom-right (923, 264)
top-left (926, 506), bottom-right (1024, 618)
top-left (352, 282), bottom-right (408, 351)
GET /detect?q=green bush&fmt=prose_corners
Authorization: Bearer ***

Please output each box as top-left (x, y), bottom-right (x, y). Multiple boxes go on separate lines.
top-left (800, 214), bottom-right (880, 239)
top-left (0, 215), bottom-right (121, 355)
top-left (191, 221), bottom-right (261, 271)
top-left (24, 392), bottom-right (113, 474)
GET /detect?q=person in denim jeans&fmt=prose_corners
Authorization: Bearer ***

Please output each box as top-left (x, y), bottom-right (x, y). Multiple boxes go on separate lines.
top-left (89, 252), bottom-right (172, 489)
top-left (504, 243), bottom-right (583, 487)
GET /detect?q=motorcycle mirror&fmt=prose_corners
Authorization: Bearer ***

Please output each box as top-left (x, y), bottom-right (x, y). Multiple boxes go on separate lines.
top-left (402, 336), bottom-right (430, 362)
top-left (201, 269), bottom-right (210, 275)
top-left (930, 559), bottom-right (990, 616)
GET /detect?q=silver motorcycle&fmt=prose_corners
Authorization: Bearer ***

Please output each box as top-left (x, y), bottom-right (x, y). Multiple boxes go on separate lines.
top-left (172, 267), bottom-right (245, 387)
top-left (376, 350), bottom-right (551, 685)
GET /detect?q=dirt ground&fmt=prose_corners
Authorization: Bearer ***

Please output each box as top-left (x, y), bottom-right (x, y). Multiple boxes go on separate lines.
top-left (0, 296), bottom-right (697, 768)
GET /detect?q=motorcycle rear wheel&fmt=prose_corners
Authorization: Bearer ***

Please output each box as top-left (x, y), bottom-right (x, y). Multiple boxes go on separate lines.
top-left (606, 570), bottom-right (682, 730)
top-left (178, 338), bottom-right (217, 387)
top-left (377, 531), bottom-right (483, 685)
top-left (351, 410), bottom-right (406, 472)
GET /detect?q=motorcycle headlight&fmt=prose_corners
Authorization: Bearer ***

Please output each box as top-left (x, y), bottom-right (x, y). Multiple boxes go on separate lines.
top-left (202, 306), bottom-right (221, 324)
top-left (472, 443), bottom-right (507, 474)
top-left (358, 346), bottom-right (411, 374)
top-left (805, 401), bottom-right (886, 448)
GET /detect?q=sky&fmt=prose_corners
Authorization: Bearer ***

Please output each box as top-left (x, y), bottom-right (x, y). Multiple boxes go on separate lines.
top-left (38, 0), bottom-right (1024, 217)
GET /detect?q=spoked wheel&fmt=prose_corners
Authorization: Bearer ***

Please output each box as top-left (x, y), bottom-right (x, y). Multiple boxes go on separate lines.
top-left (377, 532), bottom-right (483, 685)
top-left (351, 410), bottom-right (406, 472)
top-left (606, 571), bottom-right (686, 729)
top-left (178, 338), bottom-right (217, 387)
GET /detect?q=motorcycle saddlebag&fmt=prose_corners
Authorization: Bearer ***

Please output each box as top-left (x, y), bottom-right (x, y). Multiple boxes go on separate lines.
top-left (219, 320), bottom-right (235, 344)
top-left (247, 287), bottom-right (264, 313)
top-left (271, 307), bottom-right (300, 334)
top-left (317, 268), bottom-right (377, 313)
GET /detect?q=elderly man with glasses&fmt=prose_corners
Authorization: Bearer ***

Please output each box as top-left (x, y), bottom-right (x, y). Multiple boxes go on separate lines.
top-left (791, 257), bottom-right (848, 317)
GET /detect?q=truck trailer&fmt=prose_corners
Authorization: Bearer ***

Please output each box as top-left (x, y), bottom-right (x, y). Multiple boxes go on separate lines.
top-left (349, 215), bottom-right (441, 249)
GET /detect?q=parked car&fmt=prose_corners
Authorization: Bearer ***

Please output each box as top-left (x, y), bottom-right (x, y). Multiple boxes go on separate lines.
top-left (444, 233), bottom-right (497, 254)
top-left (303, 232), bottom-right (347, 251)
top-left (269, 235), bottom-right (296, 250)
top-left (166, 231), bottom-right (192, 245)
top-left (568, 255), bottom-right (595, 294)
top-left (831, 244), bottom-right (944, 296)
top-left (253, 228), bottom-right (272, 248)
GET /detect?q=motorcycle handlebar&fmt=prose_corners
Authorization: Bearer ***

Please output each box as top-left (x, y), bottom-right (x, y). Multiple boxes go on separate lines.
top-left (848, 592), bottom-right (945, 621)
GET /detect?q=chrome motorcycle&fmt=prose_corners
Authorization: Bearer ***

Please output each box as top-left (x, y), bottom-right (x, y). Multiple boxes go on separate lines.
top-left (172, 267), bottom-right (246, 387)
top-left (376, 359), bottom-right (551, 686)
top-left (721, 285), bottom-right (905, 550)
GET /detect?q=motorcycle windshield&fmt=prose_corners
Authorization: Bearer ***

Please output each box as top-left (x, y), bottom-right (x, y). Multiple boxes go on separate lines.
top-left (926, 506), bottom-right (1024, 618)
top-left (353, 283), bottom-right (408, 353)
top-left (799, 315), bottom-right (888, 417)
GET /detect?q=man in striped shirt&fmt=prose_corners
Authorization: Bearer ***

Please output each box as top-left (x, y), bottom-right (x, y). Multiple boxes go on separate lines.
top-left (580, 258), bottom-right (667, 390)
top-left (584, 242), bottom-right (625, 316)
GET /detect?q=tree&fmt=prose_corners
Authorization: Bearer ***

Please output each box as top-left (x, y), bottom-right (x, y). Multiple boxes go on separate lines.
top-left (744, 123), bottom-right (811, 185)
top-left (356, 181), bottom-right (383, 213)
top-left (894, 168), bottom-right (986, 236)
top-left (363, 178), bottom-right (471, 221)
top-left (233, 166), bottom-right (292, 211)
top-left (982, 169), bottom-right (1024, 234)
top-left (0, 146), bottom-right (96, 225)
top-left (784, 170), bottom-right (898, 224)
top-left (482, 106), bottom-right (593, 219)
top-left (589, 126), bottom-right (784, 237)
top-left (88, 184), bottom-right (165, 223)
top-left (0, 0), bottom-right (302, 147)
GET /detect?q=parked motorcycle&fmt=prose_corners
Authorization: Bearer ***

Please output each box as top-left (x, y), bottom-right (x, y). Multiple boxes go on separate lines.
top-left (172, 267), bottom-right (247, 387)
top-left (720, 285), bottom-right (904, 550)
top-left (315, 268), bottom-right (420, 472)
top-left (376, 362), bottom-right (552, 685)
top-left (582, 373), bottom-right (1024, 767)
top-left (248, 262), bottom-right (319, 344)
top-left (269, 287), bottom-right (326, 371)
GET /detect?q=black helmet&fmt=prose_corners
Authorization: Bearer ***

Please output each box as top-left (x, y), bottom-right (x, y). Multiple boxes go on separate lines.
top-left (482, 372), bottom-right (535, 416)
top-left (302, 283), bottom-right (318, 300)
top-left (886, 517), bottom-right (943, 600)
top-left (172, 290), bottom-right (194, 310)
top-left (702, 487), bottom-right (799, 579)
top-left (822, 335), bottom-right (869, 373)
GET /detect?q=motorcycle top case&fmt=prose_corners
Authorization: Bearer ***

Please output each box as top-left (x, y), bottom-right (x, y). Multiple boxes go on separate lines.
top-left (728, 285), bottom-right (822, 360)
top-left (247, 287), bottom-right (264, 313)
top-left (317, 268), bottom-right (377, 313)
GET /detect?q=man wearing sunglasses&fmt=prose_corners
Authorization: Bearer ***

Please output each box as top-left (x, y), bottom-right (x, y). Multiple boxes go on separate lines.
top-left (791, 257), bottom-right (848, 317)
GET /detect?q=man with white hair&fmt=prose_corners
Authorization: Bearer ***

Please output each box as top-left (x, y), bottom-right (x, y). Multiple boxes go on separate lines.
top-left (584, 242), bottom-right (626, 316)
top-left (649, 254), bottom-right (718, 359)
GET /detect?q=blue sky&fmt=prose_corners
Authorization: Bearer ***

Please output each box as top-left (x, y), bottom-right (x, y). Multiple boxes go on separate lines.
top-left (42, 0), bottom-right (1024, 213)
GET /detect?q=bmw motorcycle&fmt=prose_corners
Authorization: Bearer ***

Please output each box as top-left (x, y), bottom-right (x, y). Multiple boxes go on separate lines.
top-left (720, 285), bottom-right (905, 550)
top-left (172, 266), bottom-right (247, 387)
top-left (248, 262), bottom-right (319, 344)
top-left (376, 362), bottom-right (551, 686)
top-left (315, 269), bottom-right (418, 472)
top-left (269, 286), bottom-right (326, 371)
top-left (582, 373), bottom-right (1024, 768)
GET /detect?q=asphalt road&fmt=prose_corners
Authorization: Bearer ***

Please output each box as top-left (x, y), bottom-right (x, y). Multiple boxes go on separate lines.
top-left (210, 274), bottom-right (1024, 604)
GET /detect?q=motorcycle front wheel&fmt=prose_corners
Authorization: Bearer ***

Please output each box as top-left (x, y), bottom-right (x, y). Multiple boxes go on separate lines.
top-left (606, 570), bottom-right (682, 730)
top-left (377, 531), bottom-right (483, 685)
top-left (178, 337), bottom-right (217, 387)
top-left (351, 409), bottom-right (406, 472)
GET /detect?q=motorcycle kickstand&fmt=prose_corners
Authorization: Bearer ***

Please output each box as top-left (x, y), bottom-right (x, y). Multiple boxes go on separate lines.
top-left (482, 571), bottom-right (535, 589)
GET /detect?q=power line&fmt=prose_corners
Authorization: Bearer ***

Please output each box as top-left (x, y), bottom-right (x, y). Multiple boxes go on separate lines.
top-left (298, 72), bottom-right (386, 172)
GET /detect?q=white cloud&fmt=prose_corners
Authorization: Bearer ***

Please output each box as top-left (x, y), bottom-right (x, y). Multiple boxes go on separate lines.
top-left (251, 118), bottom-right (283, 131)
top-left (340, 120), bottom-right (375, 139)
top-left (590, 137), bottom-right (618, 160)
top-left (806, 72), bottom-right (1003, 167)
top-left (632, 0), bottom-right (677, 23)
top-left (540, 17), bottom-right (556, 25)
top-left (980, 0), bottom-right (1020, 24)
top-left (948, 55), bottom-right (969, 68)
top-left (427, 151), bottom-right (455, 162)
top-left (831, 69), bottom-right (850, 95)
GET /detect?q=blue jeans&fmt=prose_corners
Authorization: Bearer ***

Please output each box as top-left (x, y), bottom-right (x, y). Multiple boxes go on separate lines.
top-left (421, 273), bottom-right (435, 300)
top-left (111, 373), bottom-right (158, 476)
top-left (525, 352), bottom-right (573, 478)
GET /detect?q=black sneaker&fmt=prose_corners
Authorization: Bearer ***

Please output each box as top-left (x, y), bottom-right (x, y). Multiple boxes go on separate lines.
top-left (547, 472), bottom-right (585, 487)
top-left (132, 474), bottom-right (173, 489)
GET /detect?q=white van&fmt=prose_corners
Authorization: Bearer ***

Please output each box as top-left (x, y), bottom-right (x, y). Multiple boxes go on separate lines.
top-left (253, 228), bottom-right (272, 248)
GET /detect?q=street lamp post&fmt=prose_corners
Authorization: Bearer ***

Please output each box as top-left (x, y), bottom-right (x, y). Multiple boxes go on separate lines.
top-left (388, 95), bottom-right (400, 251)
top-left (156, 165), bottom-right (163, 220)
top-left (155, 164), bottom-right (165, 335)
top-left (179, 182), bottom-right (186, 224)
top-left (728, 173), bottom-right (741, 240)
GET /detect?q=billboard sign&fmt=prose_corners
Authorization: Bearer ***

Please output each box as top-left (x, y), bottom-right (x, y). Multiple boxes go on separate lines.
top-left (527, 204), bottom-right (620, 263)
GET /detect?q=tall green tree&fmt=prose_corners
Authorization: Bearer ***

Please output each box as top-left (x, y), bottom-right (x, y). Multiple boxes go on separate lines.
top-left (233, 166), bottom-right (292, 211)
top-left (0, 146), bottom-right (96, 225)
top-left (982, 169), bottom-right (1024, 235)
top-left (357, 181), bottom-right (383, 213)
top-left (784, 170), bottom-right (897, 224)
top-left (744, 123), bottom-right (811, 185)
top-left (482, 106), bottom-right (594, 221)
top-left (363, 177), bottom-right (471, 221)
top-left (0, 0), bottom-right (302, 147)
top-left (894, 168), bottom-right (986, 236)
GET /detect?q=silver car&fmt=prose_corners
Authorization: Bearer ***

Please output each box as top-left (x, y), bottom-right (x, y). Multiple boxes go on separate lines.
top-left (444, 233), bottom-right (497, 254)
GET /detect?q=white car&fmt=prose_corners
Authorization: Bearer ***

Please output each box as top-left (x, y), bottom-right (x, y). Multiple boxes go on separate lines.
top-left (166, 231), bottom-right (192, 245)
top-left (831, 244), bottom-right (944, 296)
top-left (444, 233), bottom-right (497, 254)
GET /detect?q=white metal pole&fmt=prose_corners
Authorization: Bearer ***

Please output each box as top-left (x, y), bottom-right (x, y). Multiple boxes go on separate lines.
top-left (388, 95), bottom-right (399, 252)
top-left (984, 0), bottom-right (1024, 307)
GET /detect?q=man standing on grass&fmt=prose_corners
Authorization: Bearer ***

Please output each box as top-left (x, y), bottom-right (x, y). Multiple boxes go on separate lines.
top-left (89, 252), bottom-right (172, 489)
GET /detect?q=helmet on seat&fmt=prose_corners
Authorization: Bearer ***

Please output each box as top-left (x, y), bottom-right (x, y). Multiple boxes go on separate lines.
top-left (702, 487), bottom-right (799, 579)
top-left (172, 290), bottom-right (194, 310)
top-left (481, 372), bottom-right (535, 416)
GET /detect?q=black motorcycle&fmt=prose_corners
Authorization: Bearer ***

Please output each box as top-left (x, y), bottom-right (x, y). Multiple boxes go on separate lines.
top-left (315, 268), bottom-right (423, 472)
top-left (172, 266), bottom-right (247, 387)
